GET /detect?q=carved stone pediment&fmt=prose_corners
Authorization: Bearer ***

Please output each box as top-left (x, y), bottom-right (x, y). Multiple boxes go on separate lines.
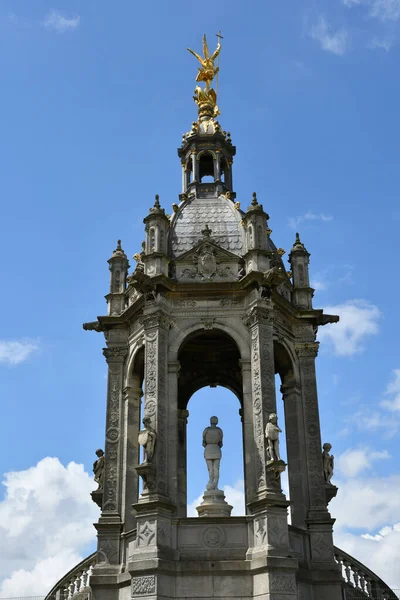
top-left (175, 239), bottom-right (240, 282)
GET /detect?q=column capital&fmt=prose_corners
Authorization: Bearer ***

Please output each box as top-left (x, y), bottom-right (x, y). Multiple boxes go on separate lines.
top-left (103, 346), bottom-right (129, 364)
top-left (295, 341), bottom-right (319, 358)
top-left (243, 305), bottom-right (274, 328)
top-left (140, 311), bottom-right (173, 331)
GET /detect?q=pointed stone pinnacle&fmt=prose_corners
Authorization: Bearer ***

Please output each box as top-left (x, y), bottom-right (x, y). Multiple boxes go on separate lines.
top-left (154, 194), bottom-right (160, 208)
top-left (117, 239), bottom-right (122, 250)
top-left (251, 192), bottom-right (258, 206)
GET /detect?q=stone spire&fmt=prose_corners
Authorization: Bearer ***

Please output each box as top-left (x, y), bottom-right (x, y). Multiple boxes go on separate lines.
top-left (106, 239), bottom-right (129, 316)
top-left (142, 194), bottom-right (170, 277)
top-left (289, 232), bottom-right (313, 309)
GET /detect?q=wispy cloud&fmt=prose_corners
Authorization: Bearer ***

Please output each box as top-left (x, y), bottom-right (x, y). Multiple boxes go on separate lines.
top-left (288, 211), bottom-right (333, 230)
top-left (318, 299), bottom-right (381, 356)
top-left (0, 339), bottom-right (39, 366)
top-left (381, 369), bottom-right (400, 411)
top-left (337, 447), bottom-right (391, 477)
top-left (42, 10), bottom-right (80, 32)
top-left (343, 0), bottom-right (400, 21)
top-left (310, 16), bottom-right (349, 55)
top-left (368, 35), bottom-right (396, 49)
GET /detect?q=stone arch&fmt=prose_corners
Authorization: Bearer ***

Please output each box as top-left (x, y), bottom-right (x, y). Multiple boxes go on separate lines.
top-left (125, 338), bottom-right (145, 388)
top-left (177, 327), bottom-right (243, 409)
top-left (169, 320), bottom-right (250, 364)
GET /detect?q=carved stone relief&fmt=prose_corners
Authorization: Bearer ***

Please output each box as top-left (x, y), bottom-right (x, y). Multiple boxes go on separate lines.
top-left (201, 525), bottom-right (226, 548)
top-left (131, 575), bottom-right (156, 595)
top-left (137, 520), bottom-right (156, 547)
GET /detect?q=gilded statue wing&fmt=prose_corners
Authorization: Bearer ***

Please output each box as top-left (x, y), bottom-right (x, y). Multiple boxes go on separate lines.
top-left (187, 47), bottom-right (204, 65)
top-left (202, 34), bottom-right (209, 59)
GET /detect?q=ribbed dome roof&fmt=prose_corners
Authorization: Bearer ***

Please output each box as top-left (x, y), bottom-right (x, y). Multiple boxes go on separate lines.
top-left (169, 194), bottom-right (245, 258)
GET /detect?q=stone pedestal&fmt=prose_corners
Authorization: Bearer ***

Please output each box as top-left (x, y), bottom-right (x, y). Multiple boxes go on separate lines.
top-left (196, 488), bottom-right (233, 517)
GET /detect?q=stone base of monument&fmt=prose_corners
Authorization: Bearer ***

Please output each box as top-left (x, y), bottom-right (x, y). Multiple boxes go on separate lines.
top-left (196, 488), bottom-right (233, 517)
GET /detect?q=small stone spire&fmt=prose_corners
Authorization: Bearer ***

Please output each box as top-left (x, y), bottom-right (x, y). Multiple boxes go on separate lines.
top-left (110, 239), bottom-right (127, 259)
top-left (149, 194), bottom-right (165, 215)
top-left (107, 239), bottom-right (129, 316)
top-left (291, 232), bottom-right (306, 252)
top-left (251, 192), bottom-right (258, 206)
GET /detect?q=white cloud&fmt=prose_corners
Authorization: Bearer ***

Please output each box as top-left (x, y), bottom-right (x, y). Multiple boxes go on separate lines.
top-left (370, 0), bottom-right (400, 20)
top-left (331, 465), bottom-right (400, 589)
top-left (318, 299), bottom-right (381, 356)
top-left (43, 10), bottom-right (80, 32)
top-left (288, 211), bottom-right (333, 230)
top-left (368, 35), bottom-right (396, 50)
top-left (0, 457), bottom-right (98, 595)
top-left (310, 16), bottom-right (349, 55)
top-left (337, 447), bottom-right (390, 477)
top-left (343, 0), bottom-right (400, 20)
top-left (311, 277), bottom-right (328, 292)
top-left (381, 368), bottom-right (400, 411)
top-left (350, 408), bottom-right (400, 437)
top-left (0, 339), bottom-right (39, 365)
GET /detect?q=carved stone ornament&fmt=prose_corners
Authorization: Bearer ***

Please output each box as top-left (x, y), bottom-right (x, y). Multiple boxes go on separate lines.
top-left (201, 525), bottom-right (226, 548)
top-left (131, 575), bottom-right (156, 595)
top-left (102, 346), bottom-right (128, 363)
top-left (197, 244), bottom-right (217, 278)
top-left (295, 342), bottom-right (319, 358)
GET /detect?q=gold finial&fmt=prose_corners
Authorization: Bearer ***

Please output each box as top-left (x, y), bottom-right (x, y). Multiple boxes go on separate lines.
top-left (172, 203), bottom-right (179, 213)
top-left (187, 34), bottom-right (221, 118)
top-left (277, 248), bottom-right (286, 257)
top-left (234, 201), bottom-right (240, 210)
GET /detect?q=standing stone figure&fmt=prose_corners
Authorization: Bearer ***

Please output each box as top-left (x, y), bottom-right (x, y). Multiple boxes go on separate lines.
top-left (265, 413), bottom-right (282, 461)
top-left (93, 449), bottom-right (105, 490)
top-left (138, 417), bottom-right (157, 464)
top-left (202, 416), bottom-right (223, 490)
top-left (322, 442), bottom-right (334, 484)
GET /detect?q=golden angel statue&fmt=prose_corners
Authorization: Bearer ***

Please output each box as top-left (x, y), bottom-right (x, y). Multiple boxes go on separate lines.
top-left (187, 34), bottom-right (221, 91)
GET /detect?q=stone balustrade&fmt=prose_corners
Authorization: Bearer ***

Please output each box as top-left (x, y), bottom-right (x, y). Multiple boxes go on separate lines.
top-left (44, 544), bottom-right (399, 600)
top-left (334, 546), bottom-right (398, 600)
top-left (44, 552), bottom-right (95, 600)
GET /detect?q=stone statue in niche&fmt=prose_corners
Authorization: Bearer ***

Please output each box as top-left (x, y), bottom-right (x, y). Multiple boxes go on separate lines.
top-left (322, 443), bottom-right (334, 484)
top-left (138, 417), bottom-right (157, 464)
top-left (203, 416), bottom-right (223, 490)
top-left (265, 413), bottom-right (282, 462)
top-left (93, 449), bottom-right (105, 490)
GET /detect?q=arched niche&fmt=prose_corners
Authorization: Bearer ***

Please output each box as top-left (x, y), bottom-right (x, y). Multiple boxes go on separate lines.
top-left (176, 329), bottom-right (244, 516)
top-left (178, 328), bottom-right (242, 409)
top-left (186, 386), bottom-right (244, 517)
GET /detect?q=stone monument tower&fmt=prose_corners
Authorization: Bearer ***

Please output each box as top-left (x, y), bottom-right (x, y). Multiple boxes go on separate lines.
top-left (84, 34), bottom-right (343, 600)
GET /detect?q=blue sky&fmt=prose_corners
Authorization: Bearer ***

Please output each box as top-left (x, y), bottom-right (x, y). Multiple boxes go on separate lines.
top-left (0, 0), bottom-right (400, 595)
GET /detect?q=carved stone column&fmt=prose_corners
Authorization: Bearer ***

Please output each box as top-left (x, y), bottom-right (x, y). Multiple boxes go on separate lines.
top-left (281, 379), bottom-right (309, 527)
top-left (295, 342), bottom-right (328, 519)
top-left (240, 358), bottom-right (256, 510)
top-left (244, 304), bottom-right (278, 503)
top-left (94, 345), bottom-right (128, 574)
top-left (177, 408), bottom-right (189, 517)
top-left (140, 312), bottom-right (171, 502)
top-left (295, 341), bottom-right (342, 595)
top-left (121, 378), bottom-right (142, 542)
